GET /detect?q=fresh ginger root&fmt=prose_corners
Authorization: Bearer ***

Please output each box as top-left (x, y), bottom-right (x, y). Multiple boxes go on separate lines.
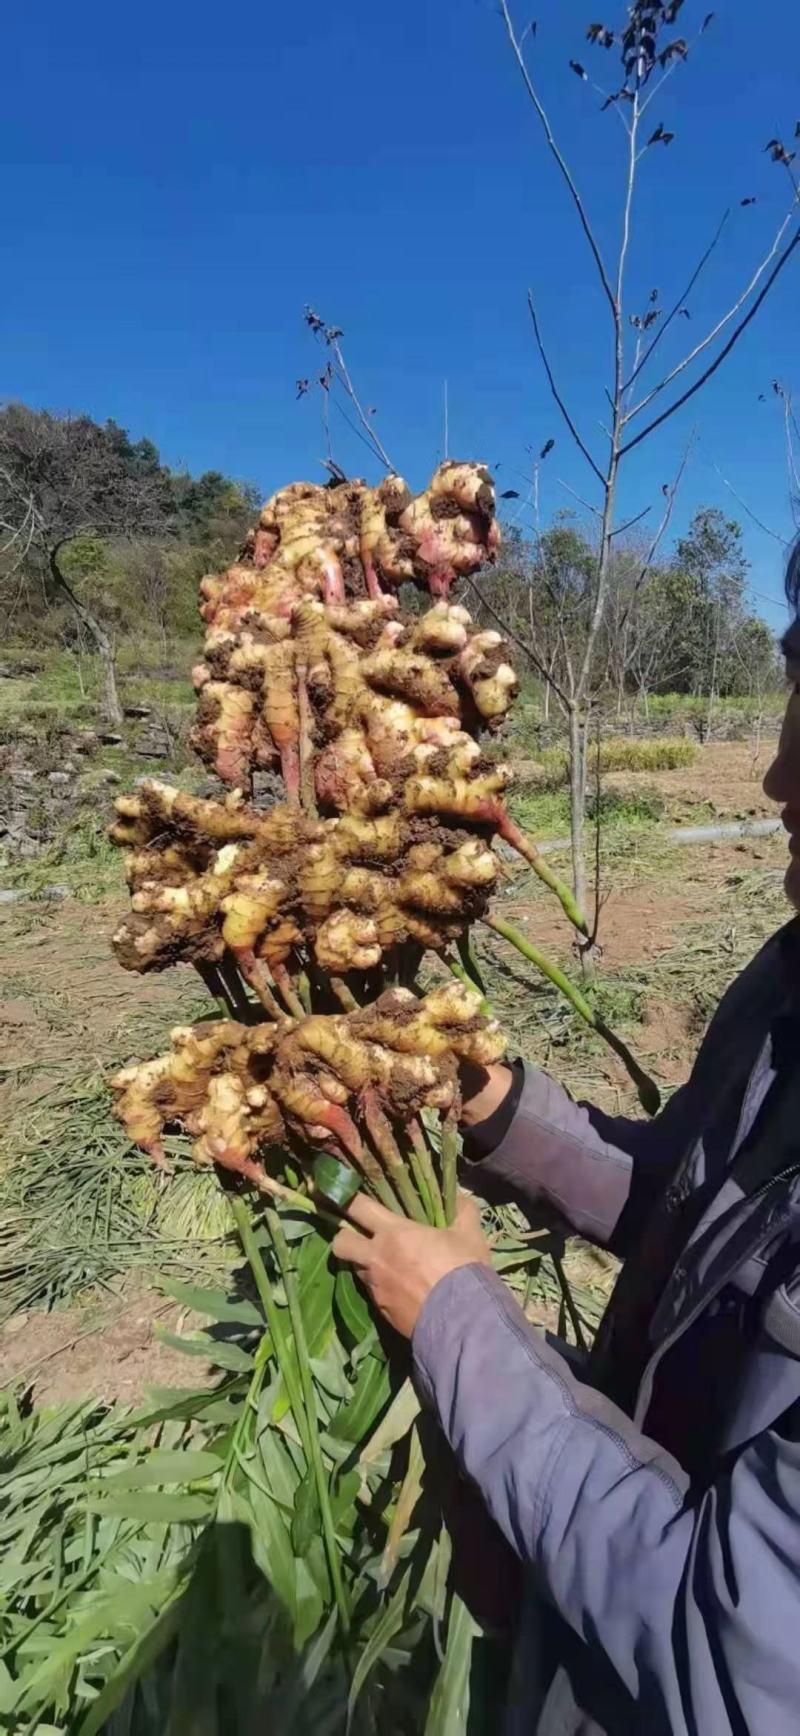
top-left (190, 593), bottom-right (516, 803)
top-left (110, 454), bottom-right (523, 999)
top-left (111, 983), bottom-right (504, 1185)
top-left (109, 781), bottom-right (501, 987)
top-left (112, 1020), bottom-right (284, 1177)
top-left (188, 463), bottom-right (514, 800)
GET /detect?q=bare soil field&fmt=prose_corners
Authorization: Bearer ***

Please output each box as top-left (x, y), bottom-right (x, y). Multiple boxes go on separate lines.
top-left (0, 1284), bottom-right (211, 1407)
top-left (605, 736), bottom-right (778, 821)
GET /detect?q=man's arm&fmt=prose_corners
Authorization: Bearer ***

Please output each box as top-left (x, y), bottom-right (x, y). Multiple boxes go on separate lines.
top-left (459, 926), bottom-right (784, 1252)
top-left (414, 1264), bottom-right (800, 1734)
top-left (460, 1058), bottom-right (692, 1251)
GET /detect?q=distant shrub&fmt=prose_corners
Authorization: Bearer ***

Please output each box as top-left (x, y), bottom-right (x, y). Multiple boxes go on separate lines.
top-left (597, 737), bottom-right (697, 773)
top-left (522, 736), bottom-right (697, 789)
top-left (638, 692), bottom-right (786, 732)
top-left (586, 784), bottom-right (665, 824)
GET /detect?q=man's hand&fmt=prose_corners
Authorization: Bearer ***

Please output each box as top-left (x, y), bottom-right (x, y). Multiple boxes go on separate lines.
top-left (459, 1061), bottom-right (514, 1128)
top-left (332, 1192), bottom-right (491, 1339)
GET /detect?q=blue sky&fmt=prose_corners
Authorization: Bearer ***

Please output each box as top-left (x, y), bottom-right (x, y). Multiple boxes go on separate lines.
top-left (2, 0), bottom-right (798, 623)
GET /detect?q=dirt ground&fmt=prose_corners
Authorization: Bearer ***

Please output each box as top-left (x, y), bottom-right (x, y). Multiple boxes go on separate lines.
top-left (0, 738), bottom-right (792, 1405)
top-left (0, 1284), bottom-right (213, 1407)
top-left (605, 736), bottom-right (779, 821)
top-left (0, 908), bottom-right (204, 1113)
top-left (509, 834), bottom-right (784, 972)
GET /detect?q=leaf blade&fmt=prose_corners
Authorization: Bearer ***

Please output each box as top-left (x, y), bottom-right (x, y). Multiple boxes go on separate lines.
top-left (157, 1278), bottom-right (262, 1327)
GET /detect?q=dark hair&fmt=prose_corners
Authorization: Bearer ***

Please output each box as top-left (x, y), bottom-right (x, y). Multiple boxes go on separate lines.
top-left (780, 537), bottom-right (800, 663)
top-left (786, 535), bottom-right (800, 615)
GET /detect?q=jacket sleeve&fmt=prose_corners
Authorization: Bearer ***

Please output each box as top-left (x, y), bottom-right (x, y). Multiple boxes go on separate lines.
top-left (414, 1264), bottom-right (800, 1735)
top-left (465, 929), bottom-right (784, 1251)
top-left (463, 1061), bottom-right (696, 1250)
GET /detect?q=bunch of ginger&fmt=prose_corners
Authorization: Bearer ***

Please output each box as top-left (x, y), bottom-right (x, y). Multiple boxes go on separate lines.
top-left (111, 780), bottom-right (501, 999)
top-left (110, 459), bottom-right (518, 1204)
top-left (112, 982), bottom-right (504, 1205)
top-left (189, 463), bottom-right (514, 800)
top-left (109, 462), bottom-right (532, 998)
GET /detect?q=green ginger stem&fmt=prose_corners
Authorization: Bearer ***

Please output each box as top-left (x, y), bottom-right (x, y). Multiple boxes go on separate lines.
top-left (402, 1132), bottom-right (435, 1224)
top-left (405, 1118), bottom-right (446, 1227)
top-left (232, 1196), bottom-right (350, 1637)
top-left (330, 976), bottom-right (359, 1011)
top-left (362, 1093), bottom-right (428, 1223)
top-left (484, 914), bottom-right (660, 1116)
top-left (444, 954), bottom-right (492, 1019)
top-left (499, 814), bottom-right (590, 937)
top-left (440, 1115), bottom-right (460, 1226)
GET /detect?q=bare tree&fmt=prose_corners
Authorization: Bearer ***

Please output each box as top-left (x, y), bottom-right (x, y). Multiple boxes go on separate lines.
top-left (484, 0), bottom-right (799, 945)
top-left (0, 406), bottom-right (175, 722)
top-left (773, 380), bottom-right (800, 533)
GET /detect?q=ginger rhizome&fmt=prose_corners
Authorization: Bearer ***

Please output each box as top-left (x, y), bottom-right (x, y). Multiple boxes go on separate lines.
top-left (188, 464), bottom-right (512, 803)
top-left (192, 598), bottom-right (517, 809)
top-left (179, 462), bottom-right (574, 921)
top-left (108, 475), bottom-right (527, 1001)
top-left (110, 780), bottom-right (501, 1000)
top-left (112, 983), bottom-right (505, 1203)
top-left (108, 457), bottom-right (556, 1210)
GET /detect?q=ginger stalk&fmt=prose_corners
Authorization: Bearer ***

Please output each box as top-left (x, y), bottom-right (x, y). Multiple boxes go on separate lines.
top-left (440, 1113), bottom-right (460, 1225)
top-left (361, 1088), bottom-right (429, 1224)
top-left (493, 812), bottom-right (590, 939)
top-left (405, 1118), bottom-right (446, 1228)
top-left (484, 914), bottom-right (660, 1115)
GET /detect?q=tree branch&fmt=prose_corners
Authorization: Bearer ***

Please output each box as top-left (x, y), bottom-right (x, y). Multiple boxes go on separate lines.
top-left (711, 460), bottom-right (789, 547)
top-left (617, 437), bottom-right (693, 635)
top-left (573, 56), bottom-right (644, 709)
top-left (500, 0), bottom-right (617, 319)
top-left (556, 478), bottom-right (602, 518)
top-left (619, 228), bottom-right (800, 457)
top-left (465, 575), bottom-right (572, 710)
top-left (527, 294), bottom-right (606, 487)
top-left (328, 336), bottom-right (394, 471)
top-left (783, 393), bottom-right (800, 506)
top-left (0, 497), bottom-right (37, 573)
top-left (329, 392), bottom-right (395, 468)
top-left (611, 504), bottom-right (651, 538)
top-left (622, 208), bottom-right (731, 393)
top-left (624, 203), bottom-right (800, 424)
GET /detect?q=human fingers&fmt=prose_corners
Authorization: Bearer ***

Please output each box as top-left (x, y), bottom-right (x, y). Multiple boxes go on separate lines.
top-left (332, 1224), bottom-right (373, 1265)
top-left (454, 1191), bottom-right (483, 1233)
top-left (339, 1192), bottom-right (396, 1233)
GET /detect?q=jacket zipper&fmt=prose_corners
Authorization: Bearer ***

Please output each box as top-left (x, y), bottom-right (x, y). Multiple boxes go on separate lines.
top-left (635, 1163), bottom-right (800, 1427)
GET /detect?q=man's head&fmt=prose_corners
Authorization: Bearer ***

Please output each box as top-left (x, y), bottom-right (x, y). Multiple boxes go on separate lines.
top-left (763, 538), bottom-right (800, 911)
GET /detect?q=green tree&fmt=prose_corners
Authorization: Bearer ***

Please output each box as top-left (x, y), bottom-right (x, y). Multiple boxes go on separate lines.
top-left (0, 405), bottom-right (177, 721)
top-left (670, 509), bottom-right (748, 709)
top-left (0, 405), bottom-right (261, 718)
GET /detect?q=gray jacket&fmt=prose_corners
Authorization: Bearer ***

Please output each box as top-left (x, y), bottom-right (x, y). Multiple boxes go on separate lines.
top-left (413, 919), bottom-right (800, 1734)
